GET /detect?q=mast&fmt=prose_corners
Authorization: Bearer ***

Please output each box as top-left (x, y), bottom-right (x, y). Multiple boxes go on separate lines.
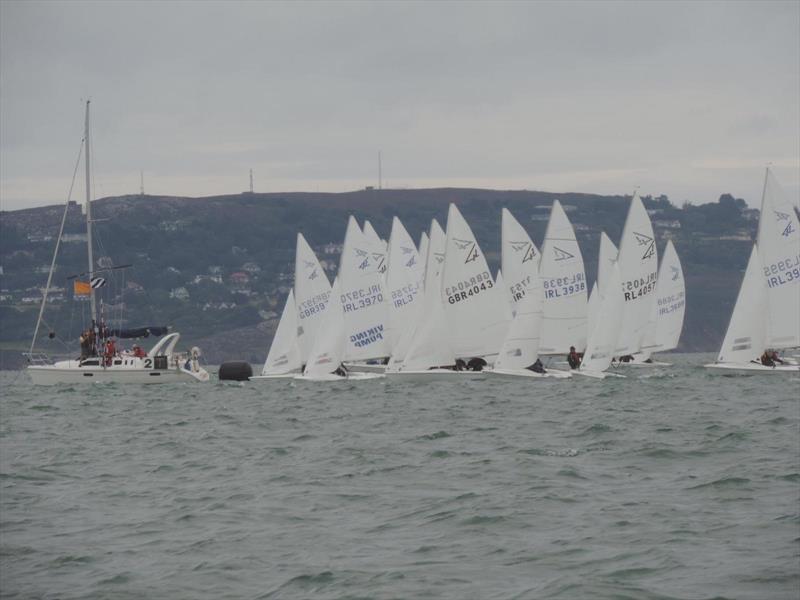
top-left (84, 100), bottom-right (97, 322)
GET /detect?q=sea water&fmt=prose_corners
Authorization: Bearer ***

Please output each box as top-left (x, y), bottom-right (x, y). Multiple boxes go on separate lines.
top-left (1, 354), bottom-right (798, 599)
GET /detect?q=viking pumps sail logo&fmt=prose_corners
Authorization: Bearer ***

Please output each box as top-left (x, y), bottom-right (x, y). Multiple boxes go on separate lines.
top-left (633, 232), bottom-right (655, 260)
top-left (552, 246), bottom-right (574, 262)
top-left (453, 238), bottom-right (479, 263)
top-left (775, 210), bottom-right (796, 238)
top-left (510, 241), bottom-right (536, 263)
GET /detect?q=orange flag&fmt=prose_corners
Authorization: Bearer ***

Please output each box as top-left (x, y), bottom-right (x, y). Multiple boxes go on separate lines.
top-left (73, 280), bottom-right (91, 296)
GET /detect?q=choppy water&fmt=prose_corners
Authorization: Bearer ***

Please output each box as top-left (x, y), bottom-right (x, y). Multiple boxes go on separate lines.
top-left (1, 354), bottom-right (798, 599)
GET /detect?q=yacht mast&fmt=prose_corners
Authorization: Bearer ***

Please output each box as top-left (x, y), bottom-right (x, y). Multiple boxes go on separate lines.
top-left (84, 100), bottom-right (97, 322)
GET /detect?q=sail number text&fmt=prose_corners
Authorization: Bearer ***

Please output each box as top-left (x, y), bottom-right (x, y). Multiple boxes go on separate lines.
top-left (445, 271), bottom-right (494, 304)
top-left (543, 273), bottom-right (585, 299)
top-left (621, 271), bottom-right (657, 301)
top-left (763, 254), bottom-right (800, 289)
top-left (298, 292), bottom-right (330, 320)
top-left (342, 285), bottom-right (383, 313)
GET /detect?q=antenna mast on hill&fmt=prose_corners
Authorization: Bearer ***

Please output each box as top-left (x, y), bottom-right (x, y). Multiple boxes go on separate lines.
top-left (378, 151), bottom-right (382, 190)
top-left (250, 169), bottom-right (254, 193)
top-left (140, 170), bottom-right (144, 197)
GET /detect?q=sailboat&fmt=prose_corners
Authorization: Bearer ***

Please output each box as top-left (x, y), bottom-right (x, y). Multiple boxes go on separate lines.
top-left (706, 169), bottom-right (800, 372)
top-left (26, 101), bottom-right (209, 385)
top-left (384, 217), bottom-right (425, 357)
top-left (613, 192), bottom-right (659, 360)
top-left (251, 291), bottom-right (302, 379)
top-left (251, 234), bottom-right (332, 380)
top-left (538, 200), bottom-right (589, 359)
top-left (625, 239), bottom-right (686, 366)
top-left (490, 208), bottom-right (570, 379)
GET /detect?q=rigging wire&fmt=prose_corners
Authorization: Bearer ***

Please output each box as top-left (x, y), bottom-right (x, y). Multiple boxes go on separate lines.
top-left (28, 138), bottom-right (85, 356)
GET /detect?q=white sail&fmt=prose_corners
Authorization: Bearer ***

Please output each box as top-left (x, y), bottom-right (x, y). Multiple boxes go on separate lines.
top-left (495, 264), bottom-right (543, 371)
top-left (614, 193), bottom-right (659, 356)
top-left (303, 278), bottom-right (346, 377)
top-left (418, 231), bottom-right (429, 265)
top-left (337, 216), bottom-right (390, 361)
top-left (390, 219), bottom-right (447, 370)
top-left (384, 217), bottom-right (425, 352)
top-left (581, 262), bottom-right (624, 374)
top-left (501, 208), bottom-right (541, 316)
top-left (262, 290), bottom-right (301, 375)
top-left (716, 245), bottom-right (767, 364)
top-left (538, 200), bottom-right (588, 354)
top-left (641, 240), bottom-right (686, 353)
top-left (495, 270), bottom-right (512, 313)
top-left (597, 232), bottom-right (619, 294)
top-left (586, 282), bottom-right (599, 342)
top-left (294, 233), bottom-right (332, 363)
top-left (441, 204), bottom-right (507, 359)
top-left (757, 169), bottom-right (800, 350)
top-left (363, 220), bottom-right (388, 269)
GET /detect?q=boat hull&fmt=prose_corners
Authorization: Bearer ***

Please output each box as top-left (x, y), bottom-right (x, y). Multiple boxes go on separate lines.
top-left (294, 372), bottom-right (384, 382)
top-left (488, 368), bottom-right (572, 379)
top-left (704, 362), bottom-right (800, 373)
top-left (573, 369), bottom-right (626, 379)
top-left (28, 363), bottom-right (208, 385)
top-left (385, 369), bottom-right (487, 383)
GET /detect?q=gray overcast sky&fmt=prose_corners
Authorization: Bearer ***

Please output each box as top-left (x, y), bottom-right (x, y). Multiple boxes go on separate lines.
top-left (1, 0), bottom-right (798, 210)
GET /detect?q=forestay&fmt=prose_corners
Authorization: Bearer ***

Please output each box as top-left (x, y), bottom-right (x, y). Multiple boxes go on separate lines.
top-left (757, 169), bottom-right (800, 350)
top-left (501, 208), bottom-right (541, 317)
top-left (384, 217), bottom-right (425, 352)
top-left (262, 290), bottom-right (301, 375)
top-left (294, 234), bottom-right (332, 363)
top-left (538, 200), bottom-right (588, 354)
top-left (614, 193), bottom-right (659, 356)
top-left (581, 262), bottom-right (624, 374)
top-left (338, 217), bottom-right (390, 361)
top-left (441, 204), bottom-right (507, 360)
top-left (716, 245), bottom-right (767, 364)
top-left (641, 240), bottom-right (686, 353)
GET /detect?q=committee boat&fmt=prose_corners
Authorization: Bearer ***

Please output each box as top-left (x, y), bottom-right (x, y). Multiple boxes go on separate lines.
top-left (26, 101), bottom-right (209, 385)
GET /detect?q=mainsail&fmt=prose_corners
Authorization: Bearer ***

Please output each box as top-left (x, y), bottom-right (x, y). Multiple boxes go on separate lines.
top-left (757, 169), bottom-right (800, 350)
top-left (338, 217), bottom-right (390, 361)
top-left (614, 193), bottom-right (659, 356)
top-left (294, 233), bottom-right (332, 363)
top-left (501, 208), bottom-right (541, 316)
top-left (441, 204), bottom-right (507, 359)
top-left (538, 200), bottom-right (588, 354)
top-left (641, 240), bottom-right (686, 353)
top-left (384, 217), bottom-right (425, 352)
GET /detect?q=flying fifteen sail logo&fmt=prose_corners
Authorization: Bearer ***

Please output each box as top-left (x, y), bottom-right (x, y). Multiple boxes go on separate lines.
top-left (372, 252), bottom-right (386, 273)
top-left (510, 241), bottom-right (536, 263)
top-left (434, 252), bottom-right (445, 264)
top-left (552, 246), bottom-right (574, 262)
top-left (633, 232), bottom-right (655, 260)
top-left (671, 265), bottom-right (681, 281)
top-left (401, 246), bottom-right (414, 255)
top-left (406, 256), bottom-right (417, 268)
top-left (453, 238), bottom-right (479, 263)
top-left (774, 211), bottom-right (795, 237)
top-left (355, 248), bottom-right (370, 270)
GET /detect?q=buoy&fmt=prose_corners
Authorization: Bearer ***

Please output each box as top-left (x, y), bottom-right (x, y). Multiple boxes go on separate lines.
top-left (218, 361), bottom-right (253, 381)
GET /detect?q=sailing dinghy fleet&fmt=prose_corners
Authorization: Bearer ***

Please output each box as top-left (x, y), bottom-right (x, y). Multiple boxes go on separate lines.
top-left (259, 190), bottom-right (693, 381)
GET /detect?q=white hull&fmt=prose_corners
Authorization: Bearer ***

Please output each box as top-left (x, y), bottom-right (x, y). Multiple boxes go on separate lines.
top-left (615, 358), bottom-right (672, 367)
top-left (385, 369), bottom-right (488, 383)
top-left (28, 363), bottom-right (209, 385)
top-left (345, 362), bottom-right (388, 374)
top-left (249, 373), bottom-right (299, 381)
top-left (704, 362), bottom-right (800, 373)
top-left (294, 372), bottom-right (384, 382)
top-left (573, 369), bottom-right (626, 379)
top-left (488, 368), bottom-right (572, 379)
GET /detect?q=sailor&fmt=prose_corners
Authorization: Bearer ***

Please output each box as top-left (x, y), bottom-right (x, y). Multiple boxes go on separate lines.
top-left (104, 338), bottom-right (116, 366)
top-left (467, 357), bottom-right (487, 372)
top-left (79, 330), bottom-right (90, 359)
top-left (333, 364), bottom-right (348, 377)
top-left (760, 350), bottom-right (775, 367)
top-left (528, 358), bottom-right (546, 374)
top-left (567, 346), bottom-right (582, 369)
top-left (770, 350), bottom-right (785, 365)
top-left (132, 345), bottom-right (146, 358)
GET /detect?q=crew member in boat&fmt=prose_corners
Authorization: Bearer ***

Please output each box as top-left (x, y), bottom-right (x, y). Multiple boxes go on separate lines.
top-left (104, 338), bottom-right (117, 366)
top-left (528, 358), bottom-right (546, 374)
top-left (567, 346), bottom-right (583, 369)
top-left (132, 345), bottom-right (146, 358)
top-left (761, 350), bottom-right (784, 367)
top-left (467, 357), bottom-right (487, 372)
